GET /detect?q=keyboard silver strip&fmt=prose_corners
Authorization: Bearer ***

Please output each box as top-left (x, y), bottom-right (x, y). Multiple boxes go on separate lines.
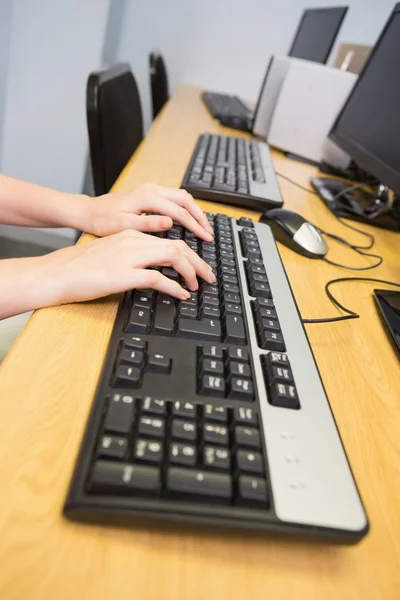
top-left (245, 140), bottom-right (283, 205)
top-left (231, 219), bottom-right (367, 532)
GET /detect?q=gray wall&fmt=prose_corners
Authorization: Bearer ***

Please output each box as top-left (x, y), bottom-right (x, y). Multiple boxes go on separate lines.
top-left (116, 0), bottom-right (396, 131)
top-left (1, 0), bottom-right (110, 193)
top-left (0, 0), bottom-right (12, 167)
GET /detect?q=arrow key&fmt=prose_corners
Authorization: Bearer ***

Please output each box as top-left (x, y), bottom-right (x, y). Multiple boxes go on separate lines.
top-left (147, 353), bottom-right (172, 374)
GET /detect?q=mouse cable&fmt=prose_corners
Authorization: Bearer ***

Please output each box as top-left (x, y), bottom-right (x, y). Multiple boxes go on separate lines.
top-left (276, 172), bottom-right (376, 250)
top-left (302, 277), bottom-right (400, 324)
top-left (312, 227), bottom-right (383, 271)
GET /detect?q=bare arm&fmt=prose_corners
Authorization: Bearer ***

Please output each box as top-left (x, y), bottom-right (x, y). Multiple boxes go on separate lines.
top-left (0, 174), bottom-right (90, 229)
top-left (0, 231), bottom-right (216, 320)
top-left (0, 175), bottom-right (213, 240)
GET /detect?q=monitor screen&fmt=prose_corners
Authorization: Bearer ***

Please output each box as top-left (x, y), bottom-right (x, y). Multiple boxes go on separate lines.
top-left (289, 7), bottom-right (348, 64)
top-left (330, 4), bottom-right (400, 196)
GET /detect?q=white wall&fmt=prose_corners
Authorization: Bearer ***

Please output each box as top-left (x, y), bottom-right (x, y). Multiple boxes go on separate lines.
top-left (0, 0), bottom-right (12, 167)
top-left (1, 0), bottom-right (110, 193)
top-left (116, 0), bottom-right (396, 131)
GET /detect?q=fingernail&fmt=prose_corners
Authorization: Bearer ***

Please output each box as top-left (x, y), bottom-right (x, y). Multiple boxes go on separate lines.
top-left (182, 291), bottom-right (191, 300)
top-left (208, 272), bottom-right (216, 283)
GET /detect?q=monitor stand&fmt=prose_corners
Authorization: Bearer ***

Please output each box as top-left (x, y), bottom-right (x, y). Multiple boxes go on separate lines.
top-left (310, 176), bottom-right (400, 232)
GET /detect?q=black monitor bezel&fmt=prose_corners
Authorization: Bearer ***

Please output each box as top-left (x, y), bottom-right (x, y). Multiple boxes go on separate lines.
top-left (329, 3), bottom-right (400, 196)
top-left (288, 6), bottom-right (348, 64)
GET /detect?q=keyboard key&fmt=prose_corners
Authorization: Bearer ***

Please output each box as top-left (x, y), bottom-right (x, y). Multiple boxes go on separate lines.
top-left (171, 419), bottom-right (197, 442)
top-left (199, 374), bottom-right (226, 397)
top-left (202, 358), bottom-right (224, 375)
top-left (203, 305), bottom-right (221, 319)
top-left (224, 314), bottom-right (246, 344)
top-left (261, 318), bottom-right (281, 332)
top-left (224, 303), bottom-right (242, 315)
top-left (227, 347), bottom-right (249, 362)
top-left (141, 397), bottom-right (167, 415)
top-left (222, 283), bottom-right (240, 295)
top-left (237, 450), bottom-right (264, 475)
top-left (172, 400), bottom-right (197, 419)
top-left (125, 307), bottom-right (151, 334)
top-left (113, 365), bottom-right (141, 388)
top-left (166, 468), bottom-right (232, 503)
top-left (204, 403), bottom-right (228, 423)
top-left (153, 296), bottom-right (175, 336)
top-left (124, 336), bottom-right (146, 352)
top-left (259, 330), bottom-right (285, 351)
top-left (228, 361), bottom-right (251, 378)
top-left (161, 268), bottom-right (179, 280)
top-left (133, 292), bottom-right (154, 309)
top-left (169, 443), bottom-right (197, 467)
top-left (263, 352), bottom-right (290, 367)
top-left (147, 353), bottom-right (171, 373)
top-left (269, 382), bottom-right (300, 409)
top-left (203, 423), bottom-right (229, 445)
top-left (202, 294), bottom-right (219, 306)
top-left (234, 427), bottom-right (261, 449)
top-left (177, 318), bottom-right (221, 341)
top-left (250, 281), bottom-right (271, 299)
top-left (120, 348), bottom-right (144, 366)
top-left (138, 416), bottom-right (165, 438)
top-left (267, 365), bottom-right (294, 384)
top-left (134, 439), bottom-right (163, 464)
top-left (237, 476), bottom-right (268, 506)
top-left (223, 293), bottom-right (240, 304)
top-left (180, 305), bottom-right (197, 319)
top-left (89, 461), bottom-right (159, 495)
top-left (202, 344), bottom-right (223, 360)
top-left (255, 297), bottom-right (275, 309)
top-left (104, 394), bottom-right (135, 434)
top-left (98, 435), bottom-right (128, 460)
top-left (229, 377), bottom-right (253, 401)
top-left (238, 217), bottom-right (254, 228)
top-left (203, 446), bottom-right (231, 471)
top-left (233, 406), bottom-right (257, 426)
top-left (255, 306), bottom-right (277, 320)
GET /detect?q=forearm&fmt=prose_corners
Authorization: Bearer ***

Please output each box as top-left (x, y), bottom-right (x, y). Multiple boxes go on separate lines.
top-left (0, 256), bottom-right (58, 319)
top-left (0, 174), bottom-right (91, 229)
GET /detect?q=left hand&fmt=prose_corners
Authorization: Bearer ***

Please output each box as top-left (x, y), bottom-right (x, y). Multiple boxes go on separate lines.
top-left (83, 183), bottom-right (214, 241)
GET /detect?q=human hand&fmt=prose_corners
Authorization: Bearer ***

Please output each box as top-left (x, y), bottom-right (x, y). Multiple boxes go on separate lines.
top-left (83, 183), bottom-right (214, 241)
top-left (0, 231), bottom-right (216, 318)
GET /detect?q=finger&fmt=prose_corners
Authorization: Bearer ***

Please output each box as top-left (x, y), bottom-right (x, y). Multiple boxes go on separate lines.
top-left (161, 188), bottom-right (214, 235)
top-left (127, 214), bottom-right (173, 233)
top-left (142, 193), bottom-right (213, 242)
top-left (131, 269), bottom-right (190, 300)
top-left (170, 240), bottom-right (216, 284)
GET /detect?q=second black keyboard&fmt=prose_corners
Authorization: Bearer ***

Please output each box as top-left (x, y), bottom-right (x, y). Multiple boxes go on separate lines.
top-left (181, 134), bottom-right (283, 211)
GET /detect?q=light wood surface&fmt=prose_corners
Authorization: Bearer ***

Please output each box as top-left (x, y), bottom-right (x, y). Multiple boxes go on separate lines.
top-left (0, 84), bottom-right (399, 600)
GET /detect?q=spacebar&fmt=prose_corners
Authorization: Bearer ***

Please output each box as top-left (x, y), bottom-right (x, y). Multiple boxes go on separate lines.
top-left (176, 318), bottom-right (221, 340)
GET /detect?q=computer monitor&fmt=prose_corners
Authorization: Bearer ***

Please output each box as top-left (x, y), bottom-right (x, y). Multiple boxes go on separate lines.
top-left (289, 7), bottom-right (348, 64)
top-left (329, 3), bottom-right (400, 197)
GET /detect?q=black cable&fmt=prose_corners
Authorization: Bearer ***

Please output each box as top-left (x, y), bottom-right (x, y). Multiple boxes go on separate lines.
top-left (276, 171), bottom-right (319, 195)
top-left (276, 172), bottom-right (377, 249)
top-left (302, 277), bottom-right (400, 323)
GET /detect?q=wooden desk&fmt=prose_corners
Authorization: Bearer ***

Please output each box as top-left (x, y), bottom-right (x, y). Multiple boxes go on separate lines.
top-left (0, 84), bottom-right (399, 600)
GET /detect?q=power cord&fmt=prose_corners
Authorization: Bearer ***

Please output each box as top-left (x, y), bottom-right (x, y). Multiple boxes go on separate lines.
top-left (302, 277), bottom-right (400, 323)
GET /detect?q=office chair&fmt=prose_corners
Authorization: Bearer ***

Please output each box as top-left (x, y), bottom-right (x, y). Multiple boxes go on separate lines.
top-left (86, 63), bottom-right (144, 197)
top-left (149, 52), bottom-right (169, 120)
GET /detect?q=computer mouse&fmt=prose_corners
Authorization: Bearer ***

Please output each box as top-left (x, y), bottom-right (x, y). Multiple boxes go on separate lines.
top-left (259, 208), bottom-right (329, 258)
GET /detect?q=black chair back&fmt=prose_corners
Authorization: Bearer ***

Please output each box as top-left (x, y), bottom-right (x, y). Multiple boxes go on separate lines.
top-left (86, 63), bottom-right (143, 196)
top-left (149, 52), bottom-right (169, 120)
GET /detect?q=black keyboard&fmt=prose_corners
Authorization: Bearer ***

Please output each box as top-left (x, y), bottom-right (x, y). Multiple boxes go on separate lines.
top-left (181, 134), bottom-right (283, 211)
top-left (64, 213), bottom-right (368, 543)
top-left (202, 91), bottom-right (253, 120)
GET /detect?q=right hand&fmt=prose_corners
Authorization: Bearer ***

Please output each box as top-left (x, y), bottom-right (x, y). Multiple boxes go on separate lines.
top-left (32, 230), bottom-right (216, 308)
